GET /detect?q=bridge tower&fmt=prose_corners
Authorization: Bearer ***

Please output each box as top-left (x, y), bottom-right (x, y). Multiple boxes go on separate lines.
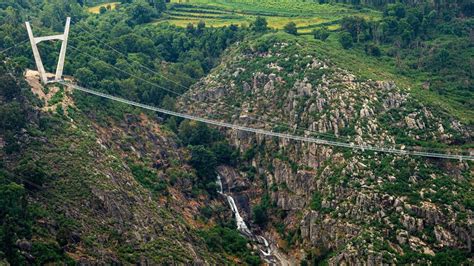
top-left (25, 17), bottom-right (70, 84)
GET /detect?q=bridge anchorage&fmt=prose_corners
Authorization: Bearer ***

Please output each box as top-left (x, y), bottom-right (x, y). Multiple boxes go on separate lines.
top-left (25, 17), bottom-right (70, 84)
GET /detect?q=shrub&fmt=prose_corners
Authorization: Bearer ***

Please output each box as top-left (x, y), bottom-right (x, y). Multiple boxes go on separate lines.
top-left (365, 43), bottom-right (381, 56)
top-left (189, 145), bottom-right (217, 181)
top-left (130, 164), bottom-right (168, 196)
top-left (284, 22), bottom-right (298, 35)
top-left (200, 206), bottom-right (213, 219)
top-left (15, 160), bottom-right (47, 190)
top-left (253, 204), bottom-right (268, 226)
top-left (31, 243), bottom-right (69, 264)
top-left (432, 249), bottom-right (469, 265)
top-left (310, 192), bottom-right (323, 211)
top-left (313, 27), bottom-right (330, 41)
top-left (339, 32), bottom-right (353, 49)
top-left (242, 146), bottom-right (257, 161)
top-left (252, 16), bottom-right (268, 32)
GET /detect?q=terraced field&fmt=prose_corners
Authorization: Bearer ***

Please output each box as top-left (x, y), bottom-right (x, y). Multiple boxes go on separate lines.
top-left (160, 0), bottom-right (380, 33)
top-left (88, 2), bottom-right (120, 14)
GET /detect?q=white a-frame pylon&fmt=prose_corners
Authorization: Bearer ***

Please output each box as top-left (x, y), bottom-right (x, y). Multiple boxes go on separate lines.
top-left (25, 17), bottom-right (71, 84)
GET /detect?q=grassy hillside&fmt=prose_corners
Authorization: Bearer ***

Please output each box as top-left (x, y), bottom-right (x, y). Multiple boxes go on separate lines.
top-left (296, 34), bottom-right (474, 124)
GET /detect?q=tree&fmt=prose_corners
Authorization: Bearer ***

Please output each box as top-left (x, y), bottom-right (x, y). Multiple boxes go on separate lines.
top-left (253, 193), bottom-right (270, 226)
top-left (430, 48), bottom-right (451, 71)
top-left (365, 43), bottom-right (381, 56)
top-left (39, 0), bottom-right (85, 31)
top-left (186, 23), bottom-right (195, 34)
top-left (178, 121), bottom-right (220, 146)
top-left (386, 3), bottom-right (406, 19)
top-left (99, 6), bottom-right (107, 14)
top-left (189, 145), bottom-right (217, 181)
top-left (147, 0), bottom-right (166, 13)
top-left (0, 102), bottom-right (26, 133)
top-left (339, 32), bottom-right (353, 49)
top-left (0, 175), bottom-right (31, 264)
top-left (310, 192), bottom-right (322, 211)
top-left (0, 74), bottom-right (20, 101)
top-left (283, 22), bottom-right (298, 35)
top-left (313, 27), bottom-right (330, 41)
top-left (75, 67), bottom-right (97, 87)
top-left (252, 16), bottom-right (268, 33)
top-left (196, 20), bottom-right (206, 35)
top-left (197, 20), bottom-right (206, 31)
top-left (253, 204), bottom-right (268, 226)
top-left (211, 141), bottom-right (238, 166)
top-left (128, 0), bottom-right (155, 25)
top-left (341, 16), bottom-right (368, 42)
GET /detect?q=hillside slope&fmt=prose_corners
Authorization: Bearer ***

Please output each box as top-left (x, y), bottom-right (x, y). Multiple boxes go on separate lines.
top-left (1, 65), bottom-right (252, 264)
top-left (178, 33), bottom-right (473, 264)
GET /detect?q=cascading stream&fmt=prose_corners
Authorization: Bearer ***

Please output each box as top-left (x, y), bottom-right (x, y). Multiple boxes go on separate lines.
top-left (216, 175), bottom-right (273, 261)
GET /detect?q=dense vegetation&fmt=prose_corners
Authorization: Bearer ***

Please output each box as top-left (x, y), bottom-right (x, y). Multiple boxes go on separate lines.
top-left (0, 0), bottom-right (244, 112)
top-left (178, 120), bottom-right (239, 195)
top-left (199, 225), bottom-right (261, 265)
top-left (336, 2), bottom-right (473, 122)
top-left (0, 60), bottom-right (74, 264)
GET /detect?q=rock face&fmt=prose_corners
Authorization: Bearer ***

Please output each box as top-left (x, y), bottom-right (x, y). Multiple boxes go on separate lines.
top-left (178, 36), bottom-right (473, 264)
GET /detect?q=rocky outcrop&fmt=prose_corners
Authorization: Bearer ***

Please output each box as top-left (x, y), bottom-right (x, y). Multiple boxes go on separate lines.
top-left (178, 36), bottom-right (473, 264)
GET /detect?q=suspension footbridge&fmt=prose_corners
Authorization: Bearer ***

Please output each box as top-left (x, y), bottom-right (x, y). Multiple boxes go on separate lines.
top-left (1, 18), bottom-right (472, 161)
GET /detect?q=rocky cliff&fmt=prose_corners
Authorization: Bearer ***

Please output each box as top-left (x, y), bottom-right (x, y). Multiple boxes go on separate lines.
top-left (179, 33), bottom-right (473, 264)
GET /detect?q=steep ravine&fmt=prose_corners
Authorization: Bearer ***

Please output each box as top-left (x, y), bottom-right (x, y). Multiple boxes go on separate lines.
top-left (179, 34), bottom-right (473, 264)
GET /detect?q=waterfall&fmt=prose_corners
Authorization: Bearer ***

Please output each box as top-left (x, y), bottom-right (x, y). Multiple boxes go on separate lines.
top-left (216, 175), bottom-right (274, 261)
top-left (216, 175), bottom-right (251, 234)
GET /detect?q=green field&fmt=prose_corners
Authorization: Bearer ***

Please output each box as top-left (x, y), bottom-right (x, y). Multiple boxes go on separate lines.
top-left (159, 0), bottom-right (380, 33)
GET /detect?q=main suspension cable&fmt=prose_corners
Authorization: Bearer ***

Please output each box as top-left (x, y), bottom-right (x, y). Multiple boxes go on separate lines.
top-left (60, 81), bottom-right (473, 161)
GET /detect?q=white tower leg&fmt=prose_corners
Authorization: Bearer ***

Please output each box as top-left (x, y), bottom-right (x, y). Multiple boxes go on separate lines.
top-left (55, 17), bottom-right (70, 81)
top-left (25, 21), bottom-right (47, 84)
